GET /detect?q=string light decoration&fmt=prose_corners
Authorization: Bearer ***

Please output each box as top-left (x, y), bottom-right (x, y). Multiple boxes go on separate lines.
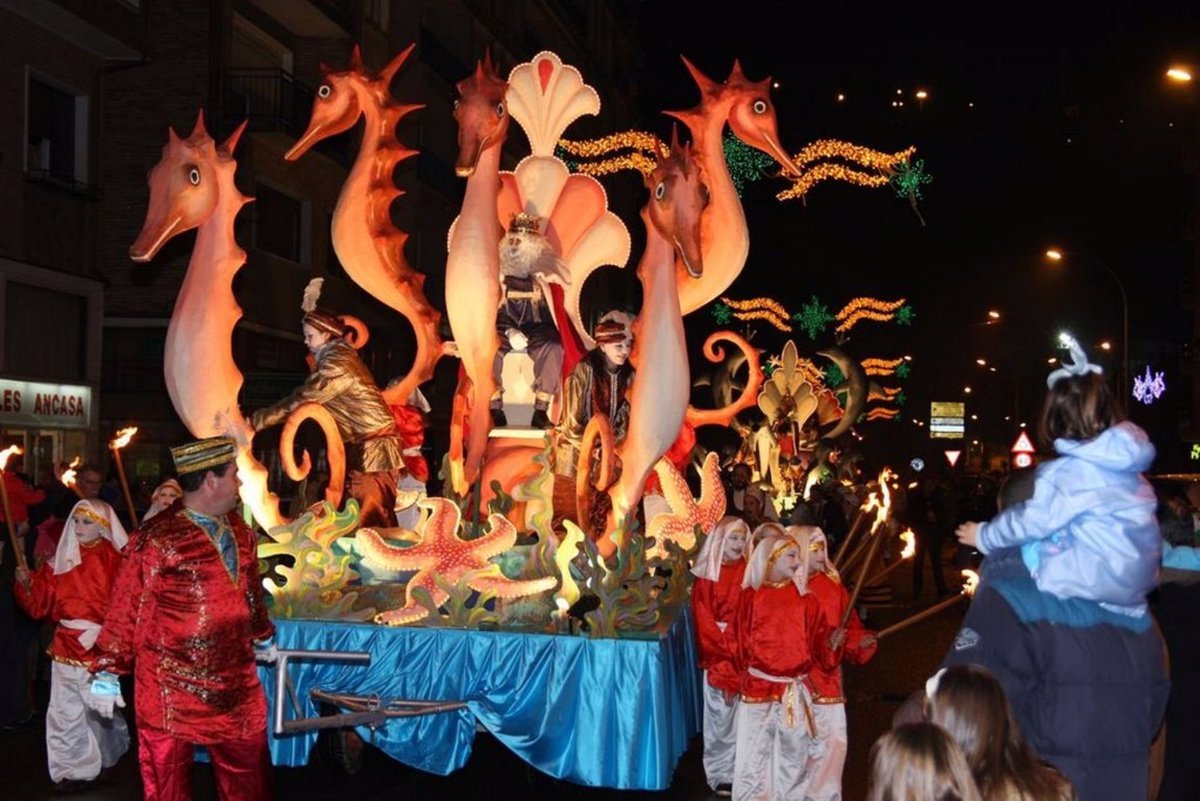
top-left (835, 297), bottom-right (907, 334)
top-left (557, 131), bottom-right (664, 157)
top-left (824, 361), bottom-right (846, 388)
top-left (711, 302), bottom-right (734, 325)
top-left (862, 357), bottom-right (906, 376)
top-left (568, 152), bottom-right (658, 177)
top-left (721, 296), bottom-right (792, 331)
top-left (866, 407), bottom-right (901, 421)
top-left (777, 141), bottom-right (918, 201)
top-left (895, 362), bottom-right (911, 379)
top-left (891, 159), bottom-right (932, 199)
top-left (794, 295), bottom-right (835, 339)
top-left (895, 305), bottom-right (916, 326)
top-left (895, 390), bottom-right (907, 406)
top-left (724, 131), bottom-right (777, 195)
top-left (1132, 365), bottom-right (1166, 406)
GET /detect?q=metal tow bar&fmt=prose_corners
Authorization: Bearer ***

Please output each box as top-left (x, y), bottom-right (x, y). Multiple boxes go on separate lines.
top-left (271, 648), bottom-right (468, 735)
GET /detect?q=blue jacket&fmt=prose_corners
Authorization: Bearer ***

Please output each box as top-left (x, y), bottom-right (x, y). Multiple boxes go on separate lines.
top-left (944, 547), bottom-right (1169, 801)
top-left (978, 422), bottom-right (1160, 614)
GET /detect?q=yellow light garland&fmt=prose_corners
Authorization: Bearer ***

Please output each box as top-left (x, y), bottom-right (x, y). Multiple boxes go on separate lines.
top-left (778, 164), bottom-right (890, 200)
top-left (571, 153), bottom-right (658, 177)
top-left (791, 140), bottom-right (916, 170)
top-left (836, 298), bottom-right (907, 321)
top-left (558, 131), bottom-right (665, 157)
top-left (835, 309), bottom-right (904, 334)
top-left (722, 296), bottom-right (790, 316)
top-left (866, 407), bottom-right (900, 420)
top-left (861, 357), bottom-right (906, 369)
top-left (733, 309), bottom-right (792, 332)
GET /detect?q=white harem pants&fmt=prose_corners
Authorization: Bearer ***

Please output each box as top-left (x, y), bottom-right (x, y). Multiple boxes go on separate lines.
top-left (46, 662), bottom-right (129, 782)
top-left (802, 702), bottom-right (847, 801)
top-left (733, 679), bottom-right (815, 801)
top-left (702, 671), bottom-right (738, 789)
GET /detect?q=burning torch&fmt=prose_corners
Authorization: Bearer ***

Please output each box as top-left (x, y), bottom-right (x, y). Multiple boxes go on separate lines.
top-left (109, 427), bottom-right (138, 526)
top-left (839, 468), bottom-right (895, 628)
top-left (60, 456), bottom-right (84, 499)
top-left (866, 529), bottom-right (916, 585)
top-left (876, 568), bottom-right (979, 639)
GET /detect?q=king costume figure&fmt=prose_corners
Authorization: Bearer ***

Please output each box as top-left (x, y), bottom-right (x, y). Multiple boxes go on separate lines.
top-left (250, 278), bottom-right (408, 527)
top-left (492, 212), bottom-right (570, 429)
top-left (93, 437), bottom-right (276, 801)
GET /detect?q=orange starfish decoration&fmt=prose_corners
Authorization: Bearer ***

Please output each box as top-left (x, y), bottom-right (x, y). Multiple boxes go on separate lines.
top-left (646, 452), bottom-right (727, 558)
top-left (357, 498), bottom-right (556, 625)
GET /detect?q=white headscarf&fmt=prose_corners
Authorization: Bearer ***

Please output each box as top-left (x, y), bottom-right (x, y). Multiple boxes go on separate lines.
top-left (749, 521), bottom-right (787, 552)
top-left (792, 524), bottom-right (840, 584)
top-left (784, 525), bottom-right (814, 595)
top-left (53, 499), bottom-right (128, 575)
top-left (142, 478), bottom-right (183, 522)
top-left (744, 533), bottom-right (802, 590)
top-left (692, 516), bottom-right (750, 581)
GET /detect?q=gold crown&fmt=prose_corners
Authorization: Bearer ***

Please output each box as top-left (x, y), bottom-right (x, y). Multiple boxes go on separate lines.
top-left (170, 437), bottom-right (237, 476)
top-left (508, 212), bottom-right (544, 235)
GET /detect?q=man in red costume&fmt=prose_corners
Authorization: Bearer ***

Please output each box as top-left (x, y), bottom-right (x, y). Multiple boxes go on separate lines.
top-left (93, 436), bottom-right (275, 801)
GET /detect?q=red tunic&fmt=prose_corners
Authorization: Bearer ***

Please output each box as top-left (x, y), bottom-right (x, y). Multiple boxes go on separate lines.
top-left (735, 582), bottom-right (836, 702)
top-left (807, 572), bottom-right (877, 701)
top-left (14, 540), bottom-right (124, 667)
top-left (94, 502), bottom-right (274, 743)
top-left (692, 558), bottom-right (746, 694)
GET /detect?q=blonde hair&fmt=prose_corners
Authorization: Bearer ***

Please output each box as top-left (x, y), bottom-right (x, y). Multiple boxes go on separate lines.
top-left (867, 723), bottom-right (983, 801)
top-left (926, 666), bottom-right (1077, 801)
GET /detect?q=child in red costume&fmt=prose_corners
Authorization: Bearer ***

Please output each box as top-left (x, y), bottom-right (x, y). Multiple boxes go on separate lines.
top-left (14, 499), bottom-right (129, 792)
top-left (789, 524), bottom-right (878, 801)
top-left (691, 516), bottom-right (751, 797)
top-left (733, 530), bottom-right (837, 801)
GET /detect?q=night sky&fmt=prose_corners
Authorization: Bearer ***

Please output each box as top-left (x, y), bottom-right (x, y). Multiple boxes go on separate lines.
top-left (626, 9), bottom-right (1200, 468)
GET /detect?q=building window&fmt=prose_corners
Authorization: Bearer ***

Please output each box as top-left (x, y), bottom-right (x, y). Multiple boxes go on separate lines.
top-left (254, 183), bottom-right (306, 263)
top-left (4, 281), bottom-right (87, 381)
top-left (26, 73), bottom-right (89, 185)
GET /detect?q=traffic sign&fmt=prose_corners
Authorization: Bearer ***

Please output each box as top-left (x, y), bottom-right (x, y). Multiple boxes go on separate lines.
top-left (944, 450), bottom-right (962, 468)
top-left (1011, 431), bottom-right (1035, 454)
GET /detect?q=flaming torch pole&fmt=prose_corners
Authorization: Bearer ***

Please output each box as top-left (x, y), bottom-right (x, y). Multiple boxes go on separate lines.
top-left (877, 569), bottom-right (979, 639)
top-left (60, 456), bottom-right (84, 499)
top-left (866, 529), bottom-right (916, 585)
top-left (0, 445), bottom-right (28, 571)
top-left (110, 427), bottom-right (139, 526)
top-left (840, 469), bottom-right (894, 628)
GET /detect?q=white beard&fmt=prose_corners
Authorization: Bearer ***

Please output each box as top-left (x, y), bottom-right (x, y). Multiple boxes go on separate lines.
top-left (499, 232), bottom-right (570, 285)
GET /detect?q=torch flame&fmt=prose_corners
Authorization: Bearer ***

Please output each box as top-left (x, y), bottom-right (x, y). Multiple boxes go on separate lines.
top-left (870, 467), bottom-right (895, 534)
top-left (110, 426), bottom-right (138, 450)
top-left (899, 530), bottom-right (916, 559)
top-left (0, 445), bottom-right (22, 471)
top-left (61, 456), bottom-right (81, 489)
top-left (961, 568), bottom-right (980, 597)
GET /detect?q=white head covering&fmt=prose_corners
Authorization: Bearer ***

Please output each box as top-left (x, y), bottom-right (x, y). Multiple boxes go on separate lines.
top-left (1047, 333), bottom-right (1103, 389)
top-left (784, 525), bottom-right (816, 594)
top-left (743, 533), bottom-right (802, 590)
top-left (692, 516), bottom-right (751, 581)
top-left (749, 521), bottom-right (786, 551)
top-left (792, 524), bottom-right (839, 584)
top-left (53, 499), bottom-right (128, 575)
top-left (142, 478), bottom-right (183, 522)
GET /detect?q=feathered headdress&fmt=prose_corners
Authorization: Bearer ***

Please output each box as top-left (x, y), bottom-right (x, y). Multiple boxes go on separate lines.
top-left (1047, 333), bottom-right (1103, 389)
top-left (300, 277), bottom-right (345, 337)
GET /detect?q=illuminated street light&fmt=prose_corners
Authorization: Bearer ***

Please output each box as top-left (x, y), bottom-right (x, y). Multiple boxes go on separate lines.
top-left (837, 92), bottom-right (846, 102)
top-left (976, 358), bottom-right (987, 366)
top-left (903, 355), bottom-right (913, 361)
top-left (1099, 341), bottom-right (1112, 351)
top-left (989, 367), bottom-right (997, 373)
top-left (1167, 67), bottom-right (1193, 83)
top-left (971, 414), bottom-right (979, 420)
top-left (964, 386), bottom-right (972, 394)
top-left (915, 89), bottom-right (928, 99)
top-left (988, 310), bottom-right (1001, 319)
top-left (1047, 357), bottom-right (1058, 364)
top-left (1045, 248), bottom-right (1063, 261)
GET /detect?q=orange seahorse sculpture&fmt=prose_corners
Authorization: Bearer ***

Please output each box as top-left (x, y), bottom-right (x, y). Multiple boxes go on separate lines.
top-left (598, 136), bottom-right (709, 556)
top-left (667, 58), bottom-right (800, 316)
top-left (444, 53), bottom-right (507, 495)
top-left (285, 45), bottom-right (443, 407)
top-left (129, 113), bottom-right (343, 530)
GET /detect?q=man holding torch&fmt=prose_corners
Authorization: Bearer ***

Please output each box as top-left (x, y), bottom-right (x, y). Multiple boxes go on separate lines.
top-left (93, 436), bottom-right (275, 801)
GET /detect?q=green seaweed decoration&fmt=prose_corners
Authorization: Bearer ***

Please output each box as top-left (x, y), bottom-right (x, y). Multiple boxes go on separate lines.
top-left (574, 527), bottom-right (661, 637)
top-left (511, 441), bottom-right (563, 579)
top-left (411, 568), bottom-right (501, 628)
top-left (259, 500), bottom-right (375, 621)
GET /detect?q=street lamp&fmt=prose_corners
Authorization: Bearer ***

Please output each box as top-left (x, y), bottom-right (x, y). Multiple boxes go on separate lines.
top-left (1167, 67), bottom-right (1193, 83)
top-left (1043, 248), bottom-right (1130, 401)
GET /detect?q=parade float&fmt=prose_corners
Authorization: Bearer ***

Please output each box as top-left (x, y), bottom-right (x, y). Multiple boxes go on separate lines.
top-left (127, 46), bottom-right (922, 788)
